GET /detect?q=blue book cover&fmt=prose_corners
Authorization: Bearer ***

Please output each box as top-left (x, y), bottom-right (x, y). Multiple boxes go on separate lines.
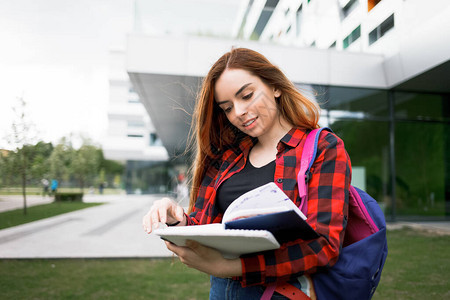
top-left (224, 209), bottom-right (319, 243)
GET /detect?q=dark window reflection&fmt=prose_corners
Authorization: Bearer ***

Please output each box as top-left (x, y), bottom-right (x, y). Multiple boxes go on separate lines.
top-left (332, 120), bottom-right (391, 215)
top-left (309, 85), bottom-right (389, 126)
top-left (394, 92), bottom-right (449, 122)
top-left (394, 122), bottom-right (448, 218)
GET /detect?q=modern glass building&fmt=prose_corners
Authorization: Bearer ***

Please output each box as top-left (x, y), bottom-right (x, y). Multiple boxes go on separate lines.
top-left (120, 0), bottom-right (449, 220)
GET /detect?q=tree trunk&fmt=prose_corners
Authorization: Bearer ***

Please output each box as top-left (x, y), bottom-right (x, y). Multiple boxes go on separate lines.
top-left (79, 178), bottom-right (84, 193)
top-left (22, 152), bottom-right (27, 215)
top-left (22, 176), bottom-right (27, 215)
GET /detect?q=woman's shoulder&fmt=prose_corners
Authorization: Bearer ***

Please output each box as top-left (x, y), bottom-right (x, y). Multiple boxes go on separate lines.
top-left (317, 129), bottom-right (344, 146)
top-left (283, 126), bottom-right (341, 146)
top-left (314, 129), bottom-right (348, 161)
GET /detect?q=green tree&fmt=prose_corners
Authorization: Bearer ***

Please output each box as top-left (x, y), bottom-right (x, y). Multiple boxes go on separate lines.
top-left (49, 139), bottom-right (73, 184)
top-left (0, 150), bottom-right (14, 187)
top-left (29, 141), bottom-right (53, 185)
top-left (72, 144), bottom-right (101, 191)
top-left (100, 153), bottom-right (124, 187)
top-left (5, 97), bottom-right (38, 214)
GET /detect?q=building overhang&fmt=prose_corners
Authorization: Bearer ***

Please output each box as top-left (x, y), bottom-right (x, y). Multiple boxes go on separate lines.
top-left (126, 35), bottom-right (449, 160)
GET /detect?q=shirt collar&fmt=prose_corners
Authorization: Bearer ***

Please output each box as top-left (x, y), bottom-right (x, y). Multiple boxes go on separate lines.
top-left (239, 135), bottom-right (257, 153)
top-left (279, 127), bottom-right (308, 148)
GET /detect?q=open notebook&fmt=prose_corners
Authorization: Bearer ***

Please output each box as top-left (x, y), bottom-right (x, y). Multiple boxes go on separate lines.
top-left (154, 182), bottom-right (318, 258)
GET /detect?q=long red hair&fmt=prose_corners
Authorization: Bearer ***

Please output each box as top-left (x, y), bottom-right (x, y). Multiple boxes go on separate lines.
top-left (188, 48), bottom-right (320, 213)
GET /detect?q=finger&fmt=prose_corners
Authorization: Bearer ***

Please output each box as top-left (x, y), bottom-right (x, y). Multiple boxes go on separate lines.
top-left (164, 240), bottom-right (175, 249)
top-left (185, 239), bottom-right (199, 249)
top-left (142, 214), bottom-right (148, 232)
top-left (185, 240), bottom-right (203, 255)
top-left (167, 204), bottom-right (183, 223)
top-left (150, 209), bottom-right (161, 231)
top-left (175, 205), bottom-right (185, 222)
top-left (165, 241), bottom-right (186, 258)
top-left (142, 212), bottom-right (152, 233)
top-left (165, 240), bottom-right (176, 251)
top-left (158, 206), bottom-right (168, 224)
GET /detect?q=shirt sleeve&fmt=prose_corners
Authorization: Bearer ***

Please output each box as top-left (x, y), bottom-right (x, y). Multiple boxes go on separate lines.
top-left (186, 161), bottom-right (224, 226)
top-left (238, 131), bottom-right (351, 287)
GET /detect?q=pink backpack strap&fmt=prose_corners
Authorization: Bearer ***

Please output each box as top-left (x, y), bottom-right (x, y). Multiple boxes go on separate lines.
top-left (298, 128), bottom-right (330, 215)
top-left (261, 283), bottom-right (277, 300)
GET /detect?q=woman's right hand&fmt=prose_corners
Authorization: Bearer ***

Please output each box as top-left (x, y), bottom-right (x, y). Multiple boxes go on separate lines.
top-left (142, 197), bottom-right (186, 234)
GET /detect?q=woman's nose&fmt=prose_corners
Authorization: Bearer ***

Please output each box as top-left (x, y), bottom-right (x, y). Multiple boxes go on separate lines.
top-left (234, 101), bottom-right (248, 116)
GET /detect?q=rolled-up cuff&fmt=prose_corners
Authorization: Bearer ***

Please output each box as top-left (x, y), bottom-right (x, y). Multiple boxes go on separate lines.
top-left (239, 255), bottom-right (266, 287)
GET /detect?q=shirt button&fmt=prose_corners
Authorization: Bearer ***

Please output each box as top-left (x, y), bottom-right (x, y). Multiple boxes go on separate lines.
top-left (276, 178), bottom-right (283, 183)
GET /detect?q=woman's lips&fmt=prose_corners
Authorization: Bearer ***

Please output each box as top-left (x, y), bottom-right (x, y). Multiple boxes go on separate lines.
top-left (243, 117), bottom-right (257, 127)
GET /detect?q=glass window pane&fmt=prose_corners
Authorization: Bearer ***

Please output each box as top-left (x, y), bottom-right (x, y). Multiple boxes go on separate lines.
top-left (252, 0), bottom-right (279, 38)
top-left (380, 14), bottom-right (394, 36)
top-left (320, 86), bottom-right (389, 120)
top-left (352, 25), bottom-right (361, 40)
top-left (331, 120), bottom-right (391, 217)
top-left (394, 92), bottom-right (449, 122)
top-left (343, 37), bottom-right (349, 49)
top-left (342, 0), bottom-right (358, 18)
top-left (394, 122), bottom-right (448, 219)
top-left (369, 27), bottom-right (378, 45)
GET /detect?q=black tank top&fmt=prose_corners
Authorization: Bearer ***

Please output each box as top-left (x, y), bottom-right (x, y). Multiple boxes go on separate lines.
top-left (216, 159), bottom-right (276, 213)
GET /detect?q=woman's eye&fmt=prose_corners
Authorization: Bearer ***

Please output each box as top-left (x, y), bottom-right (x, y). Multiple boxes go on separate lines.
top-left (224, 107), bottom-right (232, 113)
top-left (242, 92), bottom-right (253, 100)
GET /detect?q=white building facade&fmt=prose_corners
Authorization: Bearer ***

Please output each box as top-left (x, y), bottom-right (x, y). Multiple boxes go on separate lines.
top-left (125, 0), bottom-right (449, 219)
top-left (103, 49), bottom-right (169, 194)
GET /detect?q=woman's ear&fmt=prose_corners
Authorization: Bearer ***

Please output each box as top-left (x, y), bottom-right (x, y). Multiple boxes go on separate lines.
top-left (274, 88), bottom-right (281, 98)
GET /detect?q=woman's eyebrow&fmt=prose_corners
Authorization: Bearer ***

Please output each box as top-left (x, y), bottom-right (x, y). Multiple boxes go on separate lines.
top-left (235, 83), bottom-right (252, 97)
top-left (216, 82), bottom-right (252, 105)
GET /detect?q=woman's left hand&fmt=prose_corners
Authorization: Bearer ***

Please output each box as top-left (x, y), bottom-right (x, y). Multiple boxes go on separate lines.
top-left (165, 240), bottom-right (242, 278)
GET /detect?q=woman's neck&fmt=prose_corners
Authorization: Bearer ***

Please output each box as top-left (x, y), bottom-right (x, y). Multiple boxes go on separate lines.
top-left (249, 117), bottom-right (293, 167)
top-left (257, 117), bottom-right (293, 150)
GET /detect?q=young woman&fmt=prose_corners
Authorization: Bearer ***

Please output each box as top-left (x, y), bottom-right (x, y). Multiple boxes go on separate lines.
top-left (142, 48), bottom-right (351, 299)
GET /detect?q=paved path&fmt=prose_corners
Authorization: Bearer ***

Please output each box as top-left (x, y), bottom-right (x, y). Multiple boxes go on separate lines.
top-left (0, 195), bottom-right (54, 213)
top-left (387, 221), bottom-right (450, 236)
top-left (0, 194), bottom-right (177, 259)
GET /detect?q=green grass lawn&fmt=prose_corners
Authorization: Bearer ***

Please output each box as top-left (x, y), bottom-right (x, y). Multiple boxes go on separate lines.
top-left (373, 228), bottom-right (450, 299)
top-left (0, 258), bottom-right (210, 300)
top-left (0, 202), bottom-right (103, 230)
top-left (0, 228), bottom-right (448, 299)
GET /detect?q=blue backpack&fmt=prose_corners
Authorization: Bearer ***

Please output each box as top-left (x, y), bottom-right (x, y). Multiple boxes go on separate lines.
top-left (297, 127), bottom-right (388, 299)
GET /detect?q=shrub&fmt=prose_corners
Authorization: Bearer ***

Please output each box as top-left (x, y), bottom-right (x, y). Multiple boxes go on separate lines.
top-left (54, 192), bottom-right (83, 202)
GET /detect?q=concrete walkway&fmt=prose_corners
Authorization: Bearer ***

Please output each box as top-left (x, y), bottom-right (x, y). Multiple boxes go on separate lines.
top-left (0, 194), bottom-right (54, 213)
top-left (387, 221), bottom-right (450, 236)
top-left (0, 194), bottom-right (177, 259)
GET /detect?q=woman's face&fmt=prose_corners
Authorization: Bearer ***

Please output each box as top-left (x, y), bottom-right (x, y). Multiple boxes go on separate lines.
top-left (214, 68), bottom-right (281, 139)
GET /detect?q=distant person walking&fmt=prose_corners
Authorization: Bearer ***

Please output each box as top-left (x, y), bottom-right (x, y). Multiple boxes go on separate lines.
top-left (51, 179), bottom-right (59, 195)
top-left (99, 182), bottom-right (104, 194)
top-left (41, 178), bottom-right (49, 197)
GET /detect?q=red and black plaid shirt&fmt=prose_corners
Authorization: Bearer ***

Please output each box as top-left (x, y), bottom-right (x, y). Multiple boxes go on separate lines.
top-left (186, 127), bottom-right (351, 287)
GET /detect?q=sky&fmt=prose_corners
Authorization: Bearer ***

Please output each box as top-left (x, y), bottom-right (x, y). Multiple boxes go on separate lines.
top-left (0, 0), bottom-right (135, 149)
top-left (0, 0), bottom-right (242, 150)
